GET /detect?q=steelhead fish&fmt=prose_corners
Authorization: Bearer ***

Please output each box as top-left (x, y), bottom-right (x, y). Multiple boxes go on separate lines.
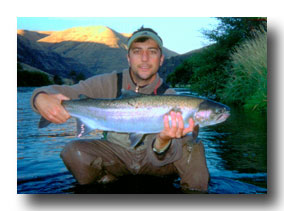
top-left (39, 90), bottom-right (230, 147)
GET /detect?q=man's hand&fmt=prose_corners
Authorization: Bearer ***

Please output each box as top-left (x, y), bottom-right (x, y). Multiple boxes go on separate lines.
top-left (154, 111), bottom-right (195, 150)
top-left (34, 93), bottom-right (71, 124)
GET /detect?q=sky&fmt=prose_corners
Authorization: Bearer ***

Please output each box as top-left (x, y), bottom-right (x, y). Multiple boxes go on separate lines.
top-left (17, 17), bottom-right (220, 54)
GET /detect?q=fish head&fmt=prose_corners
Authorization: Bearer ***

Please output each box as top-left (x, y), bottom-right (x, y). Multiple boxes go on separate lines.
top-left (194, 99), bottom-right (230, 127)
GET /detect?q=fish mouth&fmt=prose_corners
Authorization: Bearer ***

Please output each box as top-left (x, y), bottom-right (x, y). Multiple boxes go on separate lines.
top-left (216, 112), bottom-right (230, 122)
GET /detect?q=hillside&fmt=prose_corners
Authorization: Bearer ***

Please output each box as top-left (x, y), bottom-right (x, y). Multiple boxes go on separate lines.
top-left (17, 29), bottom-right (93, 78)
top-left (159, 47), bottom-right (206, 83)
top-left (37, 26), bottom-right (129, 75)
top-left (17, 26), bottom-right (179, 80)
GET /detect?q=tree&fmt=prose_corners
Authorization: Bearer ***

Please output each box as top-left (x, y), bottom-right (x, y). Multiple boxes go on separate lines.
top-left (17, 70), bottom-right (52, 87)
top-left (203, 17), bottom-right (267, 45)
top-left (17, 62), bottom-right (53, 87)
top-left (53, 74), bottom-right (63, 85)
top-left (166, 59), bottom-right (195, 87)
top-left (167, 17), bottom-right (267, 100)
top-left (69, 70), bottom-right (86, 83)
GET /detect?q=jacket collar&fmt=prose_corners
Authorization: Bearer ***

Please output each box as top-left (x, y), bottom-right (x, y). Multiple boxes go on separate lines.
top-left (123, 68), bottom-right (162, 94)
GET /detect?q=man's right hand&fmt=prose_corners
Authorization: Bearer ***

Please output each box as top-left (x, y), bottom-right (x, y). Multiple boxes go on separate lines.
top-left (34, 93), bottom-right (71, 124)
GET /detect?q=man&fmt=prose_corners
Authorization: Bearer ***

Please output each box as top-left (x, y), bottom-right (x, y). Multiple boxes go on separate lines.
top-left (31, 27), bottom-right (209, 192)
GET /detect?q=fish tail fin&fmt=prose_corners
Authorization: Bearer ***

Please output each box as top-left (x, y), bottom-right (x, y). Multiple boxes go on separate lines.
top-left (38, 116), bottom-right (52, 128)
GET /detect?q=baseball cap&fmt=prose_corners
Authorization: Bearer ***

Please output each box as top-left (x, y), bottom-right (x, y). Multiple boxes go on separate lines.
top-left (127, 27), bottom-right (163, 51)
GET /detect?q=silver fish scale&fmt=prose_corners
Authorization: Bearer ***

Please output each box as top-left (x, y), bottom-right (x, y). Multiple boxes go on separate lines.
top-left (61, 94), bottom-right (229, 134)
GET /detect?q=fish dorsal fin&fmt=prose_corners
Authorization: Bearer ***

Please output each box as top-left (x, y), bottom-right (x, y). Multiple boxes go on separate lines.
top-left (120, 89), bottom-right (142, 98)
top-left (78, 94), bottom-right (90, 100)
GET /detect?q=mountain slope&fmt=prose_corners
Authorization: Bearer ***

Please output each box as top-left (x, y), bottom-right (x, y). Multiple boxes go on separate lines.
top-left (17, 26), bottom-right (179, 80)
top-left (17, 30), bottom-right (92, 78)
top-left (37, 26), bottom-right (178, 75)
top-left (36, 26), bottom-right (129, 74)
top-left (38, 26), bottom-right (127, 48)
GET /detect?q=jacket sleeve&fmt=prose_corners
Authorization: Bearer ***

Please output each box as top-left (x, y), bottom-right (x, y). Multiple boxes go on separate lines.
top-left (145, 135), bottom-right (183, 167)
top-left (30, 71), bottom-right (118, 113)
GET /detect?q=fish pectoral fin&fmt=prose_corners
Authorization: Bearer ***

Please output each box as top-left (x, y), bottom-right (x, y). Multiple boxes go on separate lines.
top-left (76, 118), bottom-right (95, 137)
top-left (38, 116), bottom-right (51, 128)
top-left (129, 133), bottom-right (145, 148)
top-left (192, 124), bottom-right (199, 140)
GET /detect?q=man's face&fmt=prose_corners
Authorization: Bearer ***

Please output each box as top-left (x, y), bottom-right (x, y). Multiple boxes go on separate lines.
top-left (127, 38), bottom-right (164, 83)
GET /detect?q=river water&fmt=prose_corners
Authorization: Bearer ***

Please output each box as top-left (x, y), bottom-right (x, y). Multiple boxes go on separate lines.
top-left (17, 87), bottom-right (267, 194)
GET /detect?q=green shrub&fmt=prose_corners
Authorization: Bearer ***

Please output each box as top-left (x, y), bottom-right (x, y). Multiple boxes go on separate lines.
top-left (166, 57), bottom-right (195, 87)
top-left (166, 17), bottom-right (267, 105)
top-left (186, 45), bottom-right (230, 98)
top-left (221, 28), bottom-right (267, 112)
top-left (17, 70), bottom-right (53, 87)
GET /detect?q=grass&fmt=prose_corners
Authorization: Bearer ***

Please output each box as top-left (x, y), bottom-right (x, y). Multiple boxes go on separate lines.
top-left (221, 28), bottom-right (267, 112)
